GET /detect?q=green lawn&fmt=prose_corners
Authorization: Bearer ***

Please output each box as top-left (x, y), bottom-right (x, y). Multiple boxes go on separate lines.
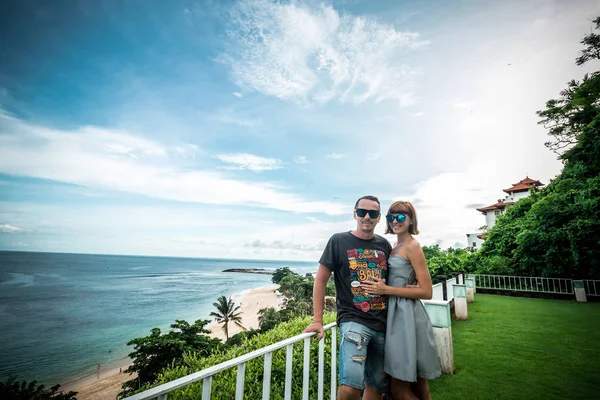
top-left (428, 294), bottom-right (600, 400)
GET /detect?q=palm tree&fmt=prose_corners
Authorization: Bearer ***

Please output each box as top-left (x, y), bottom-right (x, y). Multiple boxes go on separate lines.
top-left (209, 296), bottom-right (245, 340)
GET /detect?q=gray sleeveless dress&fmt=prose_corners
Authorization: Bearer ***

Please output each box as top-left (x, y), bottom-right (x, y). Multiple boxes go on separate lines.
top-left (384, 254), bottom-right (442, 382)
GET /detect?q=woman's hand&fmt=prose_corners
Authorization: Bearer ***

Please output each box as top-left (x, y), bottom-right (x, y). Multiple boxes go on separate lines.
top-left (360, 277), bottom-right (388, 295)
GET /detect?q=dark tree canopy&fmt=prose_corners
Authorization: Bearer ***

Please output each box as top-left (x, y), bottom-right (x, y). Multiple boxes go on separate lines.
top-left (120, 319), bottom-right (221, 397)
top-left (0, 377), bottom-right (77, 400)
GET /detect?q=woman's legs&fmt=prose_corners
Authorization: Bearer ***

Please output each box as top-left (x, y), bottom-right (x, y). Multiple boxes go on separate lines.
top-left (390, 378), bottom-right (419, 400)
top-left (412, 378), bottom-right (431, 400)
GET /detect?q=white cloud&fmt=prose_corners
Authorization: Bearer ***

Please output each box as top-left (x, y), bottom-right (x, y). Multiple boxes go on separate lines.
top-left (211, 108), bottom-right (259, 127)
top-left (0, 201), bottom-right (357, 260)
top-left (0, 224), bottom-right (21, 233)
top-left (306, 216), bottom-right (321, 223)
top-left (382, 157), bottom-right (563, 249)
top-left (452, 100), bottom-right (473, 110)
top-left (294, 156), bottom-right (309, 164)
top-left (411, 112), bottom-right (424, 117)
top-left (233, 92), bottom-right (243, 97)
top-left (0, 115), bottom-right (346, 215)
top-left (326, 152), bottom-right (347, 159)
top-left (220, 0), bottom-right (429, 107)
top-left (216, 153), bottom-right (283, 172)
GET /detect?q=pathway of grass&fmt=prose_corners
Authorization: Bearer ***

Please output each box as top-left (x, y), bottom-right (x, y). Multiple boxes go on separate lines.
top-left (428, 294), bottom-right (600, 400)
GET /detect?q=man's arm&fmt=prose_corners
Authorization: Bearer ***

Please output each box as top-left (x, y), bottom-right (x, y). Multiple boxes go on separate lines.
top-left (303, 264), bottom-right (332, 340)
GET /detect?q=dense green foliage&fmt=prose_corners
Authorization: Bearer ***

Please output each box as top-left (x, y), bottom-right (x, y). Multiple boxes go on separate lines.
top-left (120, 319), bottom-right (222, 397)
top-left (476, 17), bottom-right (600, 279)
top-left (429, 295), bottom-right (600, 399)
top-left (421, 245), bottom-right (476, 277)
top-left (0, 377), bottom-right (77, 400)
top-left (257, 267), bottom-right (335, 334)
top-left (151, 314), bottom-right (337, 400)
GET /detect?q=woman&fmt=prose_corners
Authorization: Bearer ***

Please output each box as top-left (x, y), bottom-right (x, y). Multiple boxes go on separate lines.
top-left (361, 201), bottom-right (441, 400)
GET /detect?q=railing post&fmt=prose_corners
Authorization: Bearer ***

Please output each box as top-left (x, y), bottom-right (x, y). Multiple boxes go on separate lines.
top-left (452, 272), bottom-right (460, 284)
top-left (459, 270), bottom-right (466, 284)
top-left (422, 300), bottom-right (454, 374)
top-left (452, 284), bottom-right (468, 320)
top-left (436, 275), bottom-right (448, 301)
top-left (330, 326), bottom-right (337, 400)
top-left (263, 353), bottom-right (272, 400)
top-left (573, 280), bottom-right (587, 302)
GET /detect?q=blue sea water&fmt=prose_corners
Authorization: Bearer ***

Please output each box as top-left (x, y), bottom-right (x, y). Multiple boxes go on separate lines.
top-left (0, 251), bottom-right (317, 386)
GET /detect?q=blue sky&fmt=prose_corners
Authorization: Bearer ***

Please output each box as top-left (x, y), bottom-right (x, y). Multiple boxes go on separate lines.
top-left (1, 0), bottom-right (599, 260)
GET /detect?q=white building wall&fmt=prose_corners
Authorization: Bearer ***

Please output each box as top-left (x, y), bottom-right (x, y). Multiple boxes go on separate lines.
top-left (466, 234), bottom-right (484, 249)
top-left (485, 212), bottom-right (497, 228)
top-left (512, 191), bottom-right (530, 201)
top-left (504, 190), bottom-right (531, 202)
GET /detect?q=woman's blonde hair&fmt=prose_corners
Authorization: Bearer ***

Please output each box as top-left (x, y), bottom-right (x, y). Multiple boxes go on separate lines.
top-left (385, 201), bottom-right (420, 235)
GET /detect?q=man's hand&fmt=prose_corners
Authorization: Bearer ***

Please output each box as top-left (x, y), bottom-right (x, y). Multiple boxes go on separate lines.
top-left (303, 321), bottom-right (325, 340)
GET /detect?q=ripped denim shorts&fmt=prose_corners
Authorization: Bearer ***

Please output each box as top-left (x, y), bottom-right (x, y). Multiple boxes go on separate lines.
top-left (338, 321), bottom-right (388, 393)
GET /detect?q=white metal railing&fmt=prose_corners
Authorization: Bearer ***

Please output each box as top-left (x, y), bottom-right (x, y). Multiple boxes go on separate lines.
top-left (474, 275), bottom-right (573, 294)
top-left (123, 322), bottom-right (338, 400)
top-left (583, 280), bottom-right (600, 296)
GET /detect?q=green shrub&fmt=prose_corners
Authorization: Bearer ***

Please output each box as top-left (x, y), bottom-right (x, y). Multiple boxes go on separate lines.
top-left (151, 314), bottom-right (337, 400)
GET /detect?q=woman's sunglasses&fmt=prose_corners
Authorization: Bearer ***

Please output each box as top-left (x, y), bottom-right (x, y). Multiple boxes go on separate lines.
top-left (355, 208), bottom-right (381, 218)
top-left (386, 214), bottom-right (407, 223)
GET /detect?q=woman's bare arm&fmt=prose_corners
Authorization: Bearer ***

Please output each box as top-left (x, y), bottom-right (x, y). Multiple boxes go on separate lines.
top-left (360, 242), bottom-right (433, 299)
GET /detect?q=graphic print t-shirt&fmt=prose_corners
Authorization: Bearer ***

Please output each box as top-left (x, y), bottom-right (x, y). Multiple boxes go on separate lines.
top-left (319, 231), bottom-right (392, 332)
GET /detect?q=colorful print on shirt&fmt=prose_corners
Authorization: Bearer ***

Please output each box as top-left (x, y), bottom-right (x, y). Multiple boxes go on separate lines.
top-left (347, 248), bottom-right (388, 312)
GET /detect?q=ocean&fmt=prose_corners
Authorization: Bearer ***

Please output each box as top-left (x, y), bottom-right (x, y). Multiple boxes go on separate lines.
top-left (0, 251), bottom-right (317, 386)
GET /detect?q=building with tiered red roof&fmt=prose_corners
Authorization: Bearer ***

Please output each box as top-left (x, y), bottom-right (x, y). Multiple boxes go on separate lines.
top-left (466, 177), bottom-right (544, 249)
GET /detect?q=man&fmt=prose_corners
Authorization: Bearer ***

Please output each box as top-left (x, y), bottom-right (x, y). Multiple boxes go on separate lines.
top-left (304, 195), bottom-right (392, 400)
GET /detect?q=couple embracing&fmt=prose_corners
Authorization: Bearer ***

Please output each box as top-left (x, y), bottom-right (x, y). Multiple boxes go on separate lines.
top-left (304, 195), bottom-right (441, 400)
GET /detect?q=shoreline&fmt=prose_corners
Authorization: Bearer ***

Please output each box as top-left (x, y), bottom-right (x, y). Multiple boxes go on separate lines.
top-left (66, 284), bottom-right (282, 399)
top-left (60, 356), bottom-right (133, 393)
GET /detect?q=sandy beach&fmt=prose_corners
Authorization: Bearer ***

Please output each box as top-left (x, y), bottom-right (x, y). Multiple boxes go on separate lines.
top-left (67, 284), bottom-right (282, 400)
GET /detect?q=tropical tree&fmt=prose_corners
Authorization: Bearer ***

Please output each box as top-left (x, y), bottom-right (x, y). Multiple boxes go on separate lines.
top-left (209, 296), bottom-right (245, 341)
top-left (257, 306), bottom-right (281, 332)
top-left (537, 16), bottom-right (600, 157)
top-left (271, 267), bottom-right (294, 284)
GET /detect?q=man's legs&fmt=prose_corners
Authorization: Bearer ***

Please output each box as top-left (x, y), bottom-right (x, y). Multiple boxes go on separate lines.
top-left (337, 322), bottom-right (387, 400)
top-left (363, 328), bottom-right (387, 400)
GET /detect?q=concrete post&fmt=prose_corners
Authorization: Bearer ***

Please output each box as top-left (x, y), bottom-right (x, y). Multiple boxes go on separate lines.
top-left (468, 274), bottom-right (477, 293)
top-left (573, 280), bottom-right (587, 302)
top-left (465, 278), bottom-right (475, 303)
top-left (422, 300), bottom-right (454, 374)
top-left (453, 284), bottom-right (468, 320)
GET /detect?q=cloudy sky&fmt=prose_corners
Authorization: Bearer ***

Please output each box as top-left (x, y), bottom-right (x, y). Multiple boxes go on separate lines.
top-left (1, 0), bottom-right (599, 260)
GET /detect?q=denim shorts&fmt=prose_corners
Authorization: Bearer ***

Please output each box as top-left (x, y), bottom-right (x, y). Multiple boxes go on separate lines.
top-left (338, 321), bottom-right (388, 393)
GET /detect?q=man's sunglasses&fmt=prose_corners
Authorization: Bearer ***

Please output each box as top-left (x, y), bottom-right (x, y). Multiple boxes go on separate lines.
top-left (355, 208), bottom-right (381, 219)
top-left (386, 214), bottom-right (407, 223)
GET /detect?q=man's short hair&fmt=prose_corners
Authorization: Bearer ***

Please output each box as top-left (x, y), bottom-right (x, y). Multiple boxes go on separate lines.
top-left (354, 195), bottom-right (381, 209)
